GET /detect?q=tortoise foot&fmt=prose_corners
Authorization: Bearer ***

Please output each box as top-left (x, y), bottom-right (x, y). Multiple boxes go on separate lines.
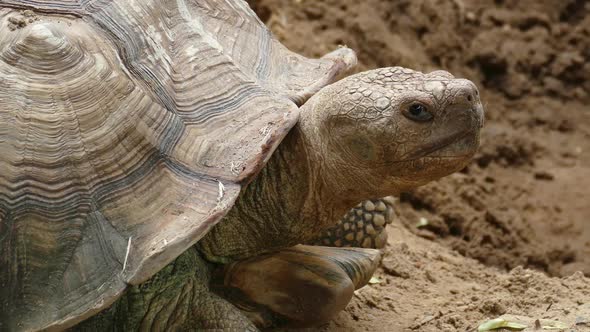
top-left (213, 244), bottom-right (381, 328)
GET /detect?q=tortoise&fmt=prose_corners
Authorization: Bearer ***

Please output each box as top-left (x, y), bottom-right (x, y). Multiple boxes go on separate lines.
top-left (0, 1), bottom-right (484, 331)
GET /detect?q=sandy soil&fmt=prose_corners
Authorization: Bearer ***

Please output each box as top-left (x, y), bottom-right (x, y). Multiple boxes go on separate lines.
top-left (248, 0), bottom-right (590, 330)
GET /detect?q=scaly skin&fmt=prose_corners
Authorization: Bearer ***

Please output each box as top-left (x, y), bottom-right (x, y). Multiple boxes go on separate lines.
top-left (310, 196), bottom-right (397, 249)
top-left (72, 248), bottom-right (257, 332)
top-left (76, 67), bottom-right (483, 330)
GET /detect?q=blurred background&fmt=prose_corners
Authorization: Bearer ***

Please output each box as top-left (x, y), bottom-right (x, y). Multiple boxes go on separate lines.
top-left (246, 1), bottom-right (589, 330)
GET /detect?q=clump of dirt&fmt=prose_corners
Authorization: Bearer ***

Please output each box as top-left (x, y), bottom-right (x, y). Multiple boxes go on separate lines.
top-left (327, 224), bottom-right (590, 331)
top-left (250, 0), bottom-right (590, 102)
top-left (249, 0), bottom-right (589, 330)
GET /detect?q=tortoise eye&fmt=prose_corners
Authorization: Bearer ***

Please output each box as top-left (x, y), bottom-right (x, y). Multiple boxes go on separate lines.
top-left (403, 103), bottom-right (433, 122)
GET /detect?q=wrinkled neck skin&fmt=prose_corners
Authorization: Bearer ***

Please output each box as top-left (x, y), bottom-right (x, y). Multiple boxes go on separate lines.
top-left (198, 101), bottom-right (372, 264)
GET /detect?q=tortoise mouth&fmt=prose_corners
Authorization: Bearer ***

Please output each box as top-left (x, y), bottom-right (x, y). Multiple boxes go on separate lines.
top-left (401, 129), bottom-right (476, 161)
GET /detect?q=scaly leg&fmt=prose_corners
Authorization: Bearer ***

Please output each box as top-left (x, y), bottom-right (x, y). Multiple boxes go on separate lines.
top-left (74, 248), bottom-right (258, 332)
top-left (310, 196), bottom-right (396, 249)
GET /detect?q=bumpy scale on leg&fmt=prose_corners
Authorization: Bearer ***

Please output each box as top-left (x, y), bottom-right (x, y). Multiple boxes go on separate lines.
top-left (73, 248), bottom-right (258, 332)
top-left (310, 196), bottom-right (396, 249)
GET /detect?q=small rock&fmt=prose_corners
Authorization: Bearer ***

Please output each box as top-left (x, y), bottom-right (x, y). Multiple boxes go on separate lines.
top-left (416, 229), bottom-right (437, 240)
top-left (425, 269), bottom-right (437, 283)
top-left (382, 257), bottom-right (412, 279)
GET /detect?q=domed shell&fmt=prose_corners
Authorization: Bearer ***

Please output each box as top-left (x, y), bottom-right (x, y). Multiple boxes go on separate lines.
top-left (0, 1), bottom-right (355, 330)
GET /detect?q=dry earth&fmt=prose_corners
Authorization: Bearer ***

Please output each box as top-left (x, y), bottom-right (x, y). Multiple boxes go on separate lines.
top-left (247, 0), bottom-right (590, 331)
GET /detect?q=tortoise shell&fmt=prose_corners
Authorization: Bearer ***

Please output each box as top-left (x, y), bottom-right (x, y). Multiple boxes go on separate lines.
top-left (0, 1), bottom-right (354, 330)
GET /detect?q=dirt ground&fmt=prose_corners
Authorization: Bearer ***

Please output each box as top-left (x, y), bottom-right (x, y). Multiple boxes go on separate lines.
top-left (248, 0), bottom-right (590, 331)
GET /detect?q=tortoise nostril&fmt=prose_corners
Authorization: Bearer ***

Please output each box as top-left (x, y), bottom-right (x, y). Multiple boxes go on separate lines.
top-left (467, 94), bottom-right (473, 102)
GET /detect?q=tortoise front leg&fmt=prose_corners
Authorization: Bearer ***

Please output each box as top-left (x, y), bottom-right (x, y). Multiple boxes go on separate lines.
top-left (310, 196), bottom-right (396, 249)
top-left (74, 248), bottom-right (258, 332)
top-left (212, 245), bottom-right (380, 328)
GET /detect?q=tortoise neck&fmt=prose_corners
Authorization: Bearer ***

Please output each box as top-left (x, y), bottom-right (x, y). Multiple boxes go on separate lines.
top-left (279, 123), bottom-right (363, 234)
top-left (261, 124), bottom-right (351, 240)
top-left (198, 116), bottom-right (355, 263)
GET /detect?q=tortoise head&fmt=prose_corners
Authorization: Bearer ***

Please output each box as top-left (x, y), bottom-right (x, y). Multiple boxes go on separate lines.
top-left (299, 67), bottom-right (484, 201)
